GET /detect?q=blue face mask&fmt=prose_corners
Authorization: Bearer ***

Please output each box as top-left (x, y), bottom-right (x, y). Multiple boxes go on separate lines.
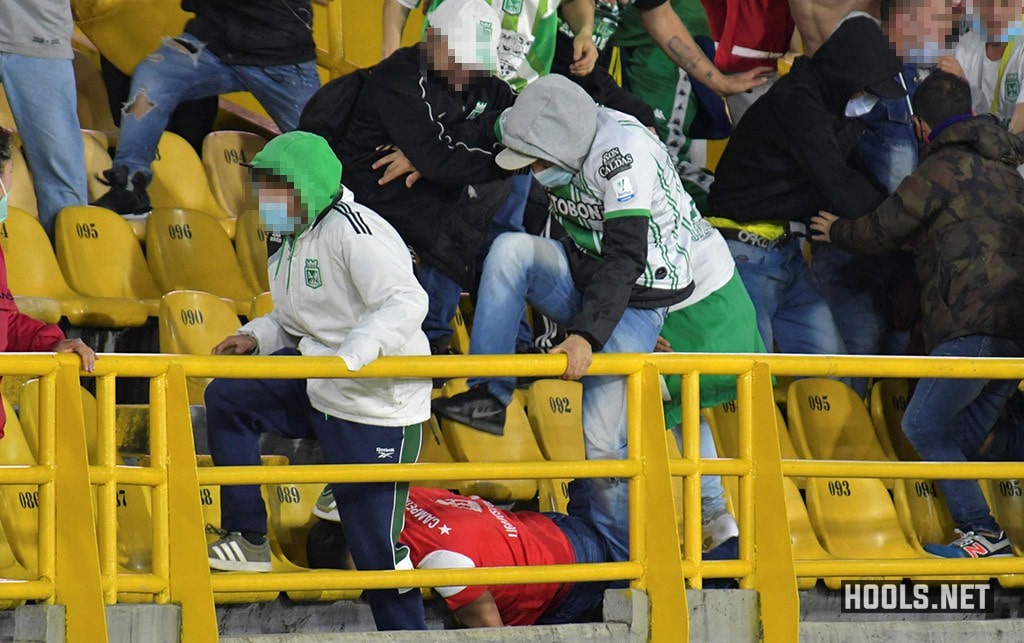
top-left (534, 165), bottom-right (575, 188)
top-left (0, 176), bottom-right (8, 225)
top-left (259, 200), bottom-right (300, 235)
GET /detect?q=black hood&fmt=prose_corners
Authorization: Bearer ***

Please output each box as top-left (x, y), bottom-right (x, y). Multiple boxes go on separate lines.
top-left (808, 15), bottom-right (903, 113)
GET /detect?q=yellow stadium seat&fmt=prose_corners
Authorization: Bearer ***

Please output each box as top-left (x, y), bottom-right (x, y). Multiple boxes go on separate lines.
top-left (787, 378), bottom-right (891, 462)
top-left (234, 209), bottom-right (270, 294)
top-left (267, 481), bottom-right (322, 567)
top-left (782, 478), bottom-right (837, 590)
top-left (158, 290), bottom-right (243, 404)
top-left (982, 479), bottom-right (1024, 554)
top-left (146, 208), bottom-right (258, 314)
top-left (525, 380), bottom-right (583, 513)
top-left (9, 139), bottom-right (37, 216)
top-left (525, 380), bottom-right (584, 461)
top-left (438, 379), bottom-right (541, 502)
top-left (13, 296), bottom-right (63, 325)
top-left (150, 132), bottom-right (230, 219)
top-left (2, 208), bottom-right (150, 327)
top-left (869, 379), bottom-right (920, 461)
top-left (893, 478), bottom-right (957, 556)
top-left (249, 291), bottom-right (273, 320)
top-left (0, 399), bottom-right (43, 577)
top-left (201, 131), bottom-right (267, 217)
top-left (805, 477), bottom-right (920, 565)
top-left (73, 0), bottom-right (191, 78)
top-left (19, 380), bottom-right (153, 573)
top-left (773, 374), bottom-right (795, 409)
top-left (72, 49), bottom-right (118, 140)
top-left (55, 205), bottom-right (163, 317)
top-left (82, 130), bottom-right (114, 203)
top-left (708, 399), bottom-right (803, 488)
top-left (415, 414), bottom-right (463, 491)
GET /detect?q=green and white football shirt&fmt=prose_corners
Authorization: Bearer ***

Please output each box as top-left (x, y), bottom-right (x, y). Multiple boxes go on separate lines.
top-left (548, 108), bottom-right (715, 291)
top-left (401, 0), bottom-right (561, 92)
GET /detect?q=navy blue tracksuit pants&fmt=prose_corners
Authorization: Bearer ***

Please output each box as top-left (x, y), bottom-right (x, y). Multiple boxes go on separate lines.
top-left (205, 350), bottom-right (425, 631)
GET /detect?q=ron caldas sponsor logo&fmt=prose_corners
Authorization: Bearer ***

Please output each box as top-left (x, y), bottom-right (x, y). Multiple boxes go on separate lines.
top-left (841, 581), bottom-right (993, 614)
top-left (597, 147), bottom-right (634, 179)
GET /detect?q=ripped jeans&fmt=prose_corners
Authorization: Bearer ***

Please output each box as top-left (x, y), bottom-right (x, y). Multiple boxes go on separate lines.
top-left (113, 32), bottom-right (320, 177)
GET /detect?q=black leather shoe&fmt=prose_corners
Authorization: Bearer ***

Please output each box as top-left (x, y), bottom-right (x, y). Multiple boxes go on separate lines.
top-left (432, 386), bottom-right (507, 436)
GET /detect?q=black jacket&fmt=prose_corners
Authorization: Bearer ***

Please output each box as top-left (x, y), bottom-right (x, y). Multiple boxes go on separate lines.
top-left (708, 17), bottom-right (898, 222)
top-left (339, 46), bottom-right (515, 288)
top-left (183, 0), bottom-right (316, 66)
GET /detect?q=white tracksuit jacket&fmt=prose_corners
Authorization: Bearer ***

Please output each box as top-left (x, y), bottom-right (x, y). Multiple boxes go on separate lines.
top-left (239, 191), bottom-right (432, 427)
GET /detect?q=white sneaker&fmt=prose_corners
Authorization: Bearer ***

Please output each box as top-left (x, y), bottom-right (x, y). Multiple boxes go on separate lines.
top-left (702, 512), bottom-right (739, 552)
top-left (312, 484), bottom-right (340, 522)
top-left (207, 527), bottom-right (272, 572)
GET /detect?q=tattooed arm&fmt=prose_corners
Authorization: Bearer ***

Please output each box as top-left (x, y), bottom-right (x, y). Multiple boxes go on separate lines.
top-left (637, 2), bottom-right (771, 96)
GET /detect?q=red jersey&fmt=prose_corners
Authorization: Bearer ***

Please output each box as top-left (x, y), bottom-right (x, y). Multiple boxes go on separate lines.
top-left (400, 487), bottom-right (575, 626)
top-left (700, 0), bottom-right (794, 73)
top-left (0, 244), bottom-right (64, 437)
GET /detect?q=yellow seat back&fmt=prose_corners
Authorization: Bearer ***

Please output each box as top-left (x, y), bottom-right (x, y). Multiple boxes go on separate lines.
top-left (787, 378), bottom-right (891, 461)
top-left (13, 296), bottom-right (62, 325)
top-left (805, 477), bottom-right (919, 561)
top-left (893, 479), bottom-right (957, 555)
top-left (150, 132), bottom-right (229, 217)
top-left (982, 479), bottom-right (1024, 554)
top-left (55, 205), bottom-right (163, 304)
top-left (438, 379), bottom-right (542, 502)
top-left (525, 380), bottom-right (585, 461)
top-left (201, 131), bottom-right (267, 217)
top-left (234, 209), bottom-right (270, 293)
top-left (146, 208), bottom-right (257, 312)
top-left (159, 290), bottom-right (243, 404)
top-left (869, 379), bottom-right (920, 461)
top-left (73, 50), bottom-right (118, 138)
top-left (3, 208), bottom-right (81, 300)
top-left (0, 399), bottom-right (41, 573)
top-left (19, 380), bottom-right (154, 572)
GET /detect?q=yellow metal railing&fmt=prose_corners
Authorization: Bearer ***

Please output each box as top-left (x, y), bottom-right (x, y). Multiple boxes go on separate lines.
top-left (1, 352), bottom-right (1023, 641)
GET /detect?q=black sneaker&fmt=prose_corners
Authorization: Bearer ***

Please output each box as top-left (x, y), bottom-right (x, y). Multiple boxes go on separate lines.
top-left (93, 165), bottom-right (152, 216)
top-left (432, 385), bottom-right (507, 436)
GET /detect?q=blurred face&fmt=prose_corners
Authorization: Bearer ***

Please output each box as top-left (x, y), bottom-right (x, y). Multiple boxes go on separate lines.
top-left (885, 0), bottom-right (960, 63)
top-left (973, 0), bottom-right (1022, 41)
top-left (423, 29), bottom-right (489, 92)
top-left (252, 176), bottom-right (304, 235)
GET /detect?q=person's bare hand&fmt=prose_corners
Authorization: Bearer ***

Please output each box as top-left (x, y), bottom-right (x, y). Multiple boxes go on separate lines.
top-left (716, 66), bottom-right (774, 96)
top-left (809, 210), bottom-right (839, 243)
top-left (373, 145), bottom-right (422, 188)
top-left (936, 56), bottom-right (966, 79)
top-left (53, 338), bottom-right (96, 372)
top-left (654, 336), bottom-right (673, 353)
top-left (549, 334), bottom-right (593, 380)
top-left (212, 335), bottom-right (257, 355)
top-left (570, 32), bottom-right (599, 76)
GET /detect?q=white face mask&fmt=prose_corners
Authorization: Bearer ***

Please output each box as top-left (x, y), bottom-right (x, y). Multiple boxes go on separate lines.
top-left (844, 93), bottom-right (879, 118)
top-left (906, 40), bottom-right (948, 65)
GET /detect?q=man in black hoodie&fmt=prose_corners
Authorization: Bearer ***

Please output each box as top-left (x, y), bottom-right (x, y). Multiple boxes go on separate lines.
top-left (706, 14), bottom-right (903, 358)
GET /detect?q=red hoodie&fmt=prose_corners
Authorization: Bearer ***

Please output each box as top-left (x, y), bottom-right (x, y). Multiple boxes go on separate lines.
top-left (0, 244), bottom-right (64, 437)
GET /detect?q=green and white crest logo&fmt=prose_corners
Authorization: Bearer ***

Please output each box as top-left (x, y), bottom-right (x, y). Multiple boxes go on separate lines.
top-left (304, 258), bottom-right (322, 289)
top-left (1006, 72), bottom-right (1020, 102)
top-left (502, 0), bottom-right (523, 15)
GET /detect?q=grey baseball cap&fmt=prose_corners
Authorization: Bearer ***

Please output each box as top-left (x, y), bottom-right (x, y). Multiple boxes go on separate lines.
top-left (495, 74), bottom-right (598, 172)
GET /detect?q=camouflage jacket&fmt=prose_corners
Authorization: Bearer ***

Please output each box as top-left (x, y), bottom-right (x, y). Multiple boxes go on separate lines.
top-left (831, 115), bottom-right (1024, 352)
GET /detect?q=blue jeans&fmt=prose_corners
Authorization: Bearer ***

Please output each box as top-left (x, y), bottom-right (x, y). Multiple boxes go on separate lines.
top-left (467, 233), bottom-right (666, 561)
top-left (727, 238), bottom-right (847, 356)
top-left (418, 175), bottom-right (534, 349)
top-left (857, 80), bottom-right (918, 194)
top-left (114, 33), bottom-right (319, 176)
top-left (0, 52), bottom-right (87, 237)
top-left (535, 512), bottom-right (611, 624)
top-left (204, 348), bottom-right (426, 631)
top-left (901, 334), bottom-right (1024, 534)
top-left (810, 244), bottom-right (898, 396)
top-left (669, 417), bottom-right (727, 518)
